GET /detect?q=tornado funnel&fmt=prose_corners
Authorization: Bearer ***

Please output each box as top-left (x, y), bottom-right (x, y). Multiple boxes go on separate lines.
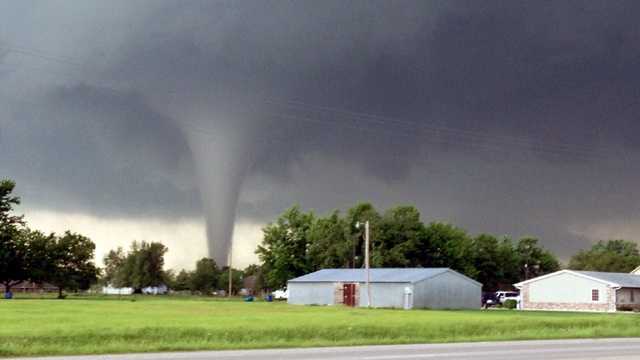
top-left (182, 119), bottom-right (255, 266)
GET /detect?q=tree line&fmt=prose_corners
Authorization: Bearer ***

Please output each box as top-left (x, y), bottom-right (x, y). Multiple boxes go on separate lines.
top-left (4, 177), bottom-right (640, 297)
top-left (255, 204), bottom-right (640, 291)
top-left (103, 244), bottom-right (246, 295)
top-left (0, 180), bottom-right (98, 297)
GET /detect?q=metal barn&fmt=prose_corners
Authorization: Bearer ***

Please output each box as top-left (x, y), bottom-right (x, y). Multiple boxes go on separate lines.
top-left (287, 268), bottom-right (481, 309)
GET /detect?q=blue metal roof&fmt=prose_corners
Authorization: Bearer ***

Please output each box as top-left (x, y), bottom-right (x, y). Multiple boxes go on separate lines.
top-left (574, 271), bottom-right (640, 288)
top-left (288, 268), bottom-right (461, 284)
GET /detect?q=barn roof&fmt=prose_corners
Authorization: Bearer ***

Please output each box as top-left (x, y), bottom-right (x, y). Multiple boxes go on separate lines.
top-left (288, 268), bottom-right (480, 285)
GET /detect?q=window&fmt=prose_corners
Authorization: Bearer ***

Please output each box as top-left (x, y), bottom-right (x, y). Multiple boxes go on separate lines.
top-left (592, 289), bottom-right (599, 302)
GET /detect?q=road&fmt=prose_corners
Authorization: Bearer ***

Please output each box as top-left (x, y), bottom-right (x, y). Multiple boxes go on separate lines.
top-left (9, 338), bottom-right (640, 360)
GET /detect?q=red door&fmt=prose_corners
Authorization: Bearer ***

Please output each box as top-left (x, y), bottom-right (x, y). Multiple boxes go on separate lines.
top-left (343, 283), bottom-right (356, 307)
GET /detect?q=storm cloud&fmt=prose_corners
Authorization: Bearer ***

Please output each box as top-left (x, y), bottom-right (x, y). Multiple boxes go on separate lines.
top-left (2, 0), bottom-right (640, 267)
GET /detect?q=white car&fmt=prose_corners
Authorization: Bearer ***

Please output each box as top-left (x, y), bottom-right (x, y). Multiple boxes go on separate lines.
top-left (273, 289), bottom-right (289, 300)
top-left (495, 291), bottom-right (519, 304)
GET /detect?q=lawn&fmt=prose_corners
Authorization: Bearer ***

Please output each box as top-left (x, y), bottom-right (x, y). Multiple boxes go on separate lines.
top-left (2, 295), bottom-right (640, 357)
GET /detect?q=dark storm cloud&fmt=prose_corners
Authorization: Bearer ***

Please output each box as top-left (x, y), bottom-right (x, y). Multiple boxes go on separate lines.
top-left (2, 0), bottom-right (640, 259)
top-left (1, 84), bottom-right (198, 218)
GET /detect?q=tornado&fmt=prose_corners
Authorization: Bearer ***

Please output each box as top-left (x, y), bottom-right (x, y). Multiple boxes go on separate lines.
top-left (179, 115), bottom-right (257, 266)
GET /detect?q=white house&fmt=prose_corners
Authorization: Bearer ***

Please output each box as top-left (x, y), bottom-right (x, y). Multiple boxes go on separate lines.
top-left (514, 269), bottom-right (640, 312)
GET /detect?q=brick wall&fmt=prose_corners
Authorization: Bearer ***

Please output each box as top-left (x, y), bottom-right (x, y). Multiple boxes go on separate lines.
top-left (521, 284), bottom-right (615, 312)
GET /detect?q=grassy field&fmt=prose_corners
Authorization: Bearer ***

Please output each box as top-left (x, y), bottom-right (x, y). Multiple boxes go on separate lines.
top-left (2, 296), bottom-right (640, 358)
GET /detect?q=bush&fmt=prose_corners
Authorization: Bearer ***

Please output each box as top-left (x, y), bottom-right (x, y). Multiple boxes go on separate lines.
top-left (503, 299), bottom-right (517, 309)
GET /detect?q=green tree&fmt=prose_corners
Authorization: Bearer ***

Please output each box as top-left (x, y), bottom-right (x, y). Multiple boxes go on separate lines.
top-left (374, 206), bottom-right (423, 267)
top-left (256, 205), bottom-right (314, 289)
top-left (308, 210), bottom-right (350, 269)
top-left (471, 234), bottom-right (500, 291)
top-left (48, 231), bottom-right (99, 298)
top-left (190, 258), bottom-right (219, 294)
top-left (0, 180), bottom-right (27, 294)
top-left (102, 247), bottom-right (125, 285)
top-left (23, 229), bottom-right (56, 286)
top-left (517, 237), bottom-right (560, 281)
top-left (417, 222), bottom-right (477, 278)
top-left (217, 267), bottom-right (243, 295)
top-left (171, 269), bottom-right (193, 292)
top-left (129, 241), bottom-right (168, 290)
top-left (106, 241), bottom-right (168, 291)
top-left (569, 239), bottom-right (640, 272)
top-left (495, 237), bottom-right (520, 288)
top-left (344, 203), bottom-right (381, 268)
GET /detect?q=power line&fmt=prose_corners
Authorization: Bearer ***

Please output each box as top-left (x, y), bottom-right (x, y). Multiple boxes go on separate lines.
top-left (262, 97), bottom-right (623, 160)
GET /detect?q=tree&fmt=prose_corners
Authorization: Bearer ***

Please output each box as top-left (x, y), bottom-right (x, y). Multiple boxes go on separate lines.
top-left (120, 241), bottom-right (168, 291)
top-left (190, 258), bottom-right (219, 294)
top-left (256, 205), bottom-right (314, 289)
top-left (0, 228), bottom-right (28, 294)
top-left (517, 237), bottom-right (560, 281)
top-left (102, 247), bottom-right (126, 285)
top-left (569, 239), bottom-right (640, 272)
top-left (0, 180), bottom-right (28, 294)
top-left (471, 234), bottom-right (501, 291)
top-left (308, 210), bottom-right (350, 269)
top-left (495, 237), bottom-right (520, 288)
top-left (217, 267), bottom-right (243, 295)
top-left (172, 269), bottom-right (193, 292)
top-left (417, 222), bottom-right (477, 278)
top-left (48, 231), bottom-right (99, 298)
top-left (375, 206), bottom-right (423, 267)
top-left (103, 241), bottom-right (168, 291)
top-left (343, 203), bottom-right (381, 268)
top-left (23, 229), bottom-right (56, 286)
top-left (0, 179), bottom-right (24, 229)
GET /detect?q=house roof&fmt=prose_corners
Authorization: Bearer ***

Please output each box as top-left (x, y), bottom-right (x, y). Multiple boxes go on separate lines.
top-left (288, 268), bottom-right (480, 285)
top-left (514, 269), bottom-right (640, 288)
top-left (573, 271), bottom-right (640, 288)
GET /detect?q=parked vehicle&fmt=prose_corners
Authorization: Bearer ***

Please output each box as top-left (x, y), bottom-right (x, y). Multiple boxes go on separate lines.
top-left (482, 292), bottom-right (499, 308)
top-left (273, 288), bottom-right (289, 300)
top-left (495, 291), bottom-right (519, 304)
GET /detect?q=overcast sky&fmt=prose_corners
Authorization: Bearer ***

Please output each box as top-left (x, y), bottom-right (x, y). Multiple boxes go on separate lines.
top-left (2, 1), bottom-right (639, 269)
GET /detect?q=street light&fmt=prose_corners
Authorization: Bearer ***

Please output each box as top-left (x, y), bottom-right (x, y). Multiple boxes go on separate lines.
top-left (356, 221), bottom-right (371, 308)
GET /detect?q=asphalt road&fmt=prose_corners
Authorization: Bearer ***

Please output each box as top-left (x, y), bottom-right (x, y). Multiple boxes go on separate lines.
top-left (10, 338), bottom-right (640, 360)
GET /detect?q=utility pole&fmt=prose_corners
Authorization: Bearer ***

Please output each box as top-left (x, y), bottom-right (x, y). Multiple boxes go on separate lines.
top-left (357, 220), bottom-right (372, 308)
top-left (364, 220), bottom-right (371, 308)
top-left (228, 251), bottom-right (232, 297)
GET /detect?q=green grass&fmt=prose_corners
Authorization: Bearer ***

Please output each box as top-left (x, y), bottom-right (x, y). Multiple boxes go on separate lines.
top-left (1, 296), bottom-right (640, 358)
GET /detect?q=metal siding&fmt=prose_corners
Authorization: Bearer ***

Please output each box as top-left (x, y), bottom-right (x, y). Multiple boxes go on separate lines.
top-left (358, 283), bottom-right (408, 308)
top-left (529, 272), bottom-right (609, 303)
top-left (413, 271), bottom-right (481, 309)
top-left (287, 282), bottom-right (336, 305)
top-left (289, 268), bottom-right (449, 284)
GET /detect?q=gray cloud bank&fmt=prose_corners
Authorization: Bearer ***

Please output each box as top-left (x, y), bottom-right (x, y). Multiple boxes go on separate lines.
top-left (2, 0), bottom-right (640, 263)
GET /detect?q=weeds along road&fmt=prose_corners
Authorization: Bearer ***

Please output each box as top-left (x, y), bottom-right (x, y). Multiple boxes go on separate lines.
top-left (9, 338), bottom-right (640, 360)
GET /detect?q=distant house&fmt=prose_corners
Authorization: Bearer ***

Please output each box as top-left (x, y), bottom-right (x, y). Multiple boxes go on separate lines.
top-left (102, 286), bottom-right (134, 295)
top-left (242, 275), bottom-right (258, 295)
top-left (287, 268), bottom-right (481, 309)
top-left (1, 281), bottom-right (57, 293)
top-left (102, 284), bottom-right (168, 295)
top-left (515, 269), bottom-right (640, 312)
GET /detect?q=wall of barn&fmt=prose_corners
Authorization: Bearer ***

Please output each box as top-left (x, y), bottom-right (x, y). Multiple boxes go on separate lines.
top-left (287, 282), bottom-right (335, 305)
top-left (413, 271), bottom-right (481, 309)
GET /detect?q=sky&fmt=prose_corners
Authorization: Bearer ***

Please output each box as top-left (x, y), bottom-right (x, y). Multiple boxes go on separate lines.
top-left (1, 1), bottom-right (640, 269)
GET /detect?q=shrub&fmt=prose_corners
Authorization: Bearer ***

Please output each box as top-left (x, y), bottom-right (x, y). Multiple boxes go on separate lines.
top-left (503, 299), bottom-right (517, 309)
